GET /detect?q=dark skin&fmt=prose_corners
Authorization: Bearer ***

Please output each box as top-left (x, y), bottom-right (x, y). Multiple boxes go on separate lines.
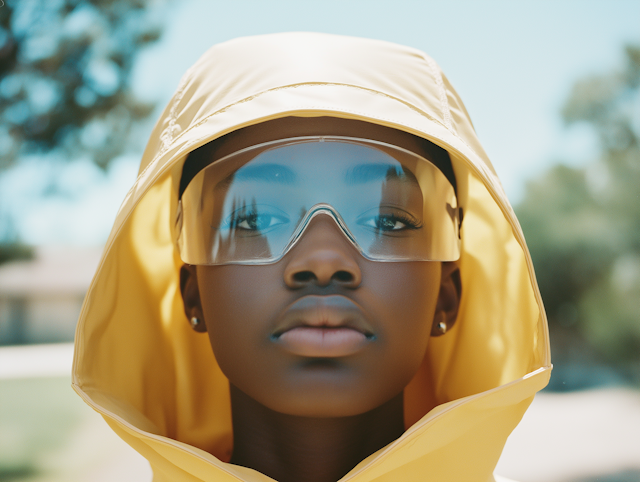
top-left (180, 117), bottom-right (461, 482)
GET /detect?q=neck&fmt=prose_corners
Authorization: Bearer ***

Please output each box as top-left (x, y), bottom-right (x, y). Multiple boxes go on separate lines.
top-left (229, 385), bottom-right (405, 482)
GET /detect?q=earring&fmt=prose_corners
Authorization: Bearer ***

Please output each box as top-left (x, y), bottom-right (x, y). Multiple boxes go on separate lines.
top-left (437, 320), bottom-right (447, 334)
top-left (434, 311), bottom-right (447, 335)
top-left (190, 317), bottom-right (201, 329)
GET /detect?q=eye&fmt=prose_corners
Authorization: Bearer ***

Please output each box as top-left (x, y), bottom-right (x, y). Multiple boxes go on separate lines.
top-left (359, 210), bottom-right (422, 233)
top-left (226, 207), bottom-right (289, 233)
top-left (234, 213), bottom-right (286, 231)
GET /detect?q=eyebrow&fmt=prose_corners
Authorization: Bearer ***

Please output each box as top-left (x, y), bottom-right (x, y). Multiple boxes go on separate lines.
top-left (345, 163), bottom-right (419, 186)
top-left (215, 163), bottom-right (297, 190)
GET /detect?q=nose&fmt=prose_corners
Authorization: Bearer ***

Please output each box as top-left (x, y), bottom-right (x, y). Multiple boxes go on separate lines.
top-left (283, 214), bottom-right (362, 289)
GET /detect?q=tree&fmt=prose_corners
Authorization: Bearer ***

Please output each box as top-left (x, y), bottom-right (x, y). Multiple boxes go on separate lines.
top-left (0, 0), bottom-right (166, 261)
top-left (517, 45), bottom-right (640, 381)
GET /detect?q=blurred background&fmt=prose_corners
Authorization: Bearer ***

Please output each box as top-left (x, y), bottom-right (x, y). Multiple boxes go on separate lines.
top-left (0, 0), bottom-right (639, 481)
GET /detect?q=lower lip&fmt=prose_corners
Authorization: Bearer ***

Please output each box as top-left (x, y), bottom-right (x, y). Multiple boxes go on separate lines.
top-left (277, 327), bottom-right (370, 357)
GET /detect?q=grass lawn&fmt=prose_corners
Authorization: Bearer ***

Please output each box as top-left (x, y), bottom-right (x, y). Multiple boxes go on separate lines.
top-left (4, 375), bottom-right (639, 482)
top-left (0, 376), bottom-right (87, 481)
top-left (0, 376), bottom-right (153, 482)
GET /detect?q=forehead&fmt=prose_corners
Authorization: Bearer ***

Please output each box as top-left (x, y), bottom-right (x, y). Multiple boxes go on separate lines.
top-left (214, 140), bottom-right (421, 192)
top-left (180, 116), bottom-right (456, 198)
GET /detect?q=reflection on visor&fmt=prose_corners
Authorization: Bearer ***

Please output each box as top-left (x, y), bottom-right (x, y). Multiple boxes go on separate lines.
top-left (177, 136), bottom-right (460, 265)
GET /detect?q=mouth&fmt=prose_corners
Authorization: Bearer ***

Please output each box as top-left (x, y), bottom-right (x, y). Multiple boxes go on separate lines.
top-left (272, 295), bottom-right (375, 357)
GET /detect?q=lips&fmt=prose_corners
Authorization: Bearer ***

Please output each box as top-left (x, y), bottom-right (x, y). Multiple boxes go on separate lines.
top-left (272, 295), bottom-right (375, 357)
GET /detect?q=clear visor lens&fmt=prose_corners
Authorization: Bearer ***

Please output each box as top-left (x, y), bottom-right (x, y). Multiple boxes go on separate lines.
top-left (177, 136), bottom-right (460, 265)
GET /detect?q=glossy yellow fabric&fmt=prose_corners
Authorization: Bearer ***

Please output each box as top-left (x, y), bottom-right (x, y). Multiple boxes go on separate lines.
top-left (72, 32), bottom-right (551, 481)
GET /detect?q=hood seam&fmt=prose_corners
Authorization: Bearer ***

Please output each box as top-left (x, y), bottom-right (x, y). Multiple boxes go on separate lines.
top-left (158, 65), bottom-right (196, 162)
top-left (423, 54), bottom-right (452, 130)
top-left (151, 82), bottom-right (450, 166)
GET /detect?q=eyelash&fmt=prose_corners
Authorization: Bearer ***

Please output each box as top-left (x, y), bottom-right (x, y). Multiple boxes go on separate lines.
top-left (367, 212), bottom-right (422, 232)
top-left (228, 210), bottom-right (287, 232)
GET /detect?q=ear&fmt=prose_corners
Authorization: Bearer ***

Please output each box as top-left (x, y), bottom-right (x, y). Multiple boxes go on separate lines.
top-left (430, 261), bottom-right (461, 337)
top-left (179, 264), bottom-right (207, 333)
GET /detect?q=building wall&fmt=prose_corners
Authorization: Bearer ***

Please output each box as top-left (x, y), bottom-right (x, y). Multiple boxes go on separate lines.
top-left (0, 295), bottom-right (84, 345)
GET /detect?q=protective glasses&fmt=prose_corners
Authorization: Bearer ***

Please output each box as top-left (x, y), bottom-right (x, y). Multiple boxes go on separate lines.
top-left (176, 136), bottom-right (461, 265)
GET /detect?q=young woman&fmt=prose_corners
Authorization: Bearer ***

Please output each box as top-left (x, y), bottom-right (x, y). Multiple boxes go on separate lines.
top-left (72, 32), bottom-right (551, 482)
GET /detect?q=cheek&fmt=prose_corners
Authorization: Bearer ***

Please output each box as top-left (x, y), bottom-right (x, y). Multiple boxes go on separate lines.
top-left (364, 261), bottom-right (440, 328)
top-left (196, 265), bottom-right (284, 380)
top-left (359, 262), bottom-right (440, 379)
top-left (198, 265), bottom-right (278, 323)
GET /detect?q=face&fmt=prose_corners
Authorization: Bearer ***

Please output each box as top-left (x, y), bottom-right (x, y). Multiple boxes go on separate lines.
top-left (181, 117), bottom-right (460, 417)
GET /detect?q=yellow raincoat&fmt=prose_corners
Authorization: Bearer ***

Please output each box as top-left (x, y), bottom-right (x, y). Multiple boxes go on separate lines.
top-left (72, 32), bottom-right (550, 481)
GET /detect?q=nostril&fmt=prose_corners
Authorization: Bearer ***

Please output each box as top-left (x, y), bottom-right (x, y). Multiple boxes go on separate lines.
top-left (293, 271), bottom-right (316, 283)
top-left (290, 270), bottom-right (355, 286)
top-left (333, 270), bottom-right (354, 283)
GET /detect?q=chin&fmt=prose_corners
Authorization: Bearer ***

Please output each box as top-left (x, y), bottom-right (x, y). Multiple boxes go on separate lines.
top-left (269, 393), bottom-right (384, 418)
top-left (261, 374), bottom-right (402, 418)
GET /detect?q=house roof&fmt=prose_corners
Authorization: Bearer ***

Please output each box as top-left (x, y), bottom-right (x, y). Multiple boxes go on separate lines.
top-left (0, 246), bottom-right (102, 296)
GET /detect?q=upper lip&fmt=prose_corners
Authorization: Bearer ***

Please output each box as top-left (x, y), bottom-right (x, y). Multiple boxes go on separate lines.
top-left (272, 295), bottom-right (374, 338)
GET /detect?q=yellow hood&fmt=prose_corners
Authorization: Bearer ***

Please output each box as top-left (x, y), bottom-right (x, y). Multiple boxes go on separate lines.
top-left (72, 32), bottom-right (550, 482)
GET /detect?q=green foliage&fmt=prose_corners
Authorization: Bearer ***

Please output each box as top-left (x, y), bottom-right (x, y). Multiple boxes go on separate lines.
top-left (0, 242), bottom-right (33, 265)
top-left (0, 0), bottom-right (166, 263)
top-left (0, 0), bottom-right (164, 170)
top-left (517, 44), bottom-right (640, 365)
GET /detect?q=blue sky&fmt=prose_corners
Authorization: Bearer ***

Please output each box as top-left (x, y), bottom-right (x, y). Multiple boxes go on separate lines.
top-left (2, 0), bottom-right (639, 245)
